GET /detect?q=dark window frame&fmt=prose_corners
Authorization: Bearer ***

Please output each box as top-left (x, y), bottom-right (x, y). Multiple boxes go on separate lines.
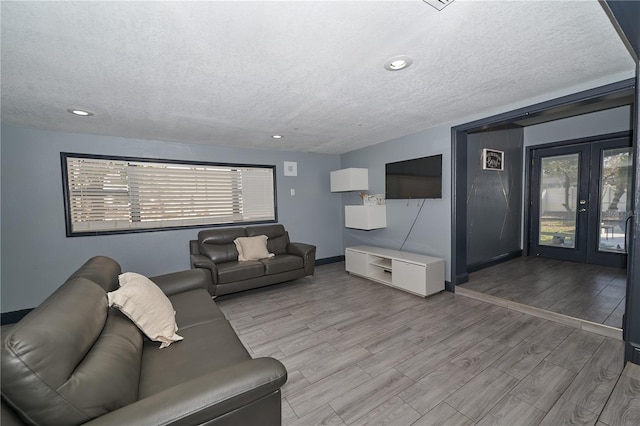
top-left (61, 152), bottom-right (278, 237)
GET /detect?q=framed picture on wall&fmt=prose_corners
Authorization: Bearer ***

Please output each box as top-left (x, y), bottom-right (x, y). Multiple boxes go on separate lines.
top-left (482, 149), bottom-right (504, 171)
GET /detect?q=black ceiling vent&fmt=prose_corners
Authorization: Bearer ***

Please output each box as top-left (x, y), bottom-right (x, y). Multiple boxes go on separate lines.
top-left (423, 0), bottom-right (455, 11)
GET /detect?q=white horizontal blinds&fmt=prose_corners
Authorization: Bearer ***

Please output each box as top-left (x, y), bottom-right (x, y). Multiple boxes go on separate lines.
top-left (67, 158), bottom-right (132, 232)
top-left (127, 162), bottom-right (244, 227)
top-left (240, 168), bottom-right (276, 221)
top-left (65, 156), bottom-right (275, 233)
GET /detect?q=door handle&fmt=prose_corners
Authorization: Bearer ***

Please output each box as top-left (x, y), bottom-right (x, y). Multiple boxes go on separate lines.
top-left (625, 215), bottom-right (633, 254)
top-left (580, 200), bottom-right (587, 205)
top-left (579, 208), bottom-right (587, 212)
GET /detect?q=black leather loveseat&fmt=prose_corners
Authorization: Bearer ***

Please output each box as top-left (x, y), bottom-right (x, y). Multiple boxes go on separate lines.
top-left (190, 224), bottom-right (316, 296)
top-left (1, 256), bottom-right (287, 425)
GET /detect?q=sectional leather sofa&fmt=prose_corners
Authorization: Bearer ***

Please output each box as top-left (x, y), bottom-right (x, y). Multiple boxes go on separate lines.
top-left (190, 224), bottom-right (316, 296)
top-left (1, 256), bottom-right (287, 425)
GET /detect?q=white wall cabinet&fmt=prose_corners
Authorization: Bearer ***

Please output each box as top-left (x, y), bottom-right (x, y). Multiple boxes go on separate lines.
top-left (331, 167), bottom-right (387, 230)
top-left (345, 245), bottom-right (445, 297)
top-left (330, 168), bottom-right (369, 192)
top-left (345, 205), bottom-right (386, 230)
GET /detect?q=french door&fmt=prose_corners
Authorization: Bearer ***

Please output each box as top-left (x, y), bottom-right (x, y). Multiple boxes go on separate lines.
top-left (529, 136), bottom-right (632, 267)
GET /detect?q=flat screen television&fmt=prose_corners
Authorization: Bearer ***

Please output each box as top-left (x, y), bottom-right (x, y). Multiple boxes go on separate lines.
top-left (385, 154), bottom-right (442, 199)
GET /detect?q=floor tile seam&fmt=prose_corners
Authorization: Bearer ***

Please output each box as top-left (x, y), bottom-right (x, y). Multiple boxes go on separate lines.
top-left (558, 361), bottom-right (623, 418)
top-left (584, 340), bottom-right (626, 377)
top-left (476, 392), bottom-right (546, 425)
top-left (622, 363), bottom-right (640, 380)
top-left (442, 382), bottom-right (502, 425)
top-left (404, 359), bottom-right (462, 386)
top-left (273, 336), bottom-right (325, 357)
top-left (438, 400), bottom-right (481, 425)
top-left (406, 362), bottom-right (476, 404)
top-left (464, 373), bottom-right (524, 422)
top-left (443, 302), bottom-right (484, 319)
top-left (237, 328), bottom-right (268, 346)
top-left (549, 392), bottom-right (613, 424)
top-left (452, 350), bottom-right (512, 386)
top-left (297, 347), bottom-right (373, 383)
top-left (603, 298), bottom-right (627, 323)
top-left (323, 404), bottom-right (344, 426)
top-left (286, 365), bottom-right (374, 411)
top-left (506, 366), bottom-right (566, 401)
top-left (588, 361), bottom-right (628, 383)
top-left (489, 360), bottom-right (534, 388)
top-left (391, 366), bottom-right (418, 388)
top-left (346, 396), bottom-right (414, 426)
top-left (490, 324), bottom-right (545, 348)
top-left (281, 369), bottom-right (309, 398)
top-left (450, 311), bottom-right (501, 331)
top-left (282, 398), bottom-right (299, 424)
top-left (329, 367), bottom-right (413, 426)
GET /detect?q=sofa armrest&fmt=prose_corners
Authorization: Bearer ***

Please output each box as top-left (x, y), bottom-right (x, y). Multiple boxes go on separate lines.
top-left (190, 254), bottom-right (219, 285)
top-left (83, 357), bottom-right (287, 426)
top-left (287, 242), bottom-right (316, 276)
top-left (189, 239), bottom-right (200, 255)
top-left (150, 269), bottom-right (212, 297)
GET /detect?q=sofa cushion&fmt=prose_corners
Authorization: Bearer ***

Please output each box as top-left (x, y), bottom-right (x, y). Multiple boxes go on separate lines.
top-left (168, 288), bottom-right (227, 329)
top-left (198, 228), bottom-right (247, 263)
top-left (234, 235), bottom-right (275, 261)
top-left (108, 272), bottom-right (183, 349)
top-left (1, 278), bottom-right (143, 426)
top-left (246, 225), bottom-right (290, 255)
top-left (138, 319), bottom-right (251, 399)
top-left (68, 256), bottom-right (122, 292)
top-left (217, 261), bottom-right (264, 284)
top-left (260, 255), bottom-right (304, 275)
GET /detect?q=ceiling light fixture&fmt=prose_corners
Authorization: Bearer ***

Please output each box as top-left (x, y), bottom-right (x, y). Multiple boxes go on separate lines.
top-left (67, 108), bottom-right (94, 117)
top-left (272, 135), bottom-right (284, 139)
top-left (384, 56), bottom-right (413, 71)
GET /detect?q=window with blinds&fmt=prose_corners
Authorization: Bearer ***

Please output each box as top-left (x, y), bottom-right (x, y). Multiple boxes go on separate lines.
top-left (61, 153), bottom-right (276, 236)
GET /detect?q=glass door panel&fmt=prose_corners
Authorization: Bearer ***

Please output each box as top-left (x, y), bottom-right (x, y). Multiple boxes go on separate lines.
top-left (598, 147), bottom-right (633, 253)
top-left (539, 154), bottom-right (579, 248)
top-left (529, 135), bottom-right (631, 267)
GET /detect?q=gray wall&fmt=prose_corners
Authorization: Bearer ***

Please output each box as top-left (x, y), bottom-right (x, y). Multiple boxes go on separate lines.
top-left (336, 100), bottom-right (632, 284)
top-left (1, 126), bottom-right (343, 312)
top-left (340, 125), bottom-right (452, 280)
top-left (524, 105), bottom-right (633, 146)
top-left (467, 128), bottom-right (524, 267)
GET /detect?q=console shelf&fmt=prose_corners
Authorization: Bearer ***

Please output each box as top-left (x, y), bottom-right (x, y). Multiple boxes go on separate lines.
top-left (369, 257), bottom-right (392, 270)
top-left (345, 245), bottom-right (445, 297)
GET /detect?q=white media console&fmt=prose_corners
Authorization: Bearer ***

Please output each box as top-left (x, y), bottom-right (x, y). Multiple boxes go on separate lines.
top-left (345, 245), bottom-right (445, 297)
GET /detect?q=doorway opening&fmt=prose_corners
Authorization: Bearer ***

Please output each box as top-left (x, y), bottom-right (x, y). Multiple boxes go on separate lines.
top-left (452, 79), bottom-right (635, 333)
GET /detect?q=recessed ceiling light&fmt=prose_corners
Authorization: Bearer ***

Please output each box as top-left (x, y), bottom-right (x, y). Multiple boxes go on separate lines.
top-left (272, 135), bottom-right (284, 139)
top-left (67, 108), bottom-right (94, 117)
top-left (384, 56), bottom-right (413, 71)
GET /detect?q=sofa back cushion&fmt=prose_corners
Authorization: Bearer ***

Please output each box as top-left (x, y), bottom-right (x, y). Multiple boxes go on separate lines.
top-left (68, 256), bottom-right (122, 293)
top-left (246, 225), bottom-right (290, 255)
top-left (1, 277), bottom-right (143, 426)
top-left (198, 227), bottom-right (247, 263)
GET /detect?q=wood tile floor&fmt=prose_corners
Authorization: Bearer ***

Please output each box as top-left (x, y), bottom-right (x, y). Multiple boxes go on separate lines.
top-left (215, 262), bottom-right (639, 426)
top-left (463, 257), bottom-right (627, 328)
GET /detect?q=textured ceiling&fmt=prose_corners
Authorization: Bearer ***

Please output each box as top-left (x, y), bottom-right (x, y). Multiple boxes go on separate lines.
top-left (1, 1), bottom-right (635, 154)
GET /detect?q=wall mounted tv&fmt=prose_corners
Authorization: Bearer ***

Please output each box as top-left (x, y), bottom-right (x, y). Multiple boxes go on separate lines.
top-left (385, 154), bottom-right (442, 199)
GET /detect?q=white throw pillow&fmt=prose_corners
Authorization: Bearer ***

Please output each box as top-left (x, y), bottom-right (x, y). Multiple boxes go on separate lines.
top-left (108, 272), bottom-right (183, 349)
top-left (233, 235), bottom-right (275, 261)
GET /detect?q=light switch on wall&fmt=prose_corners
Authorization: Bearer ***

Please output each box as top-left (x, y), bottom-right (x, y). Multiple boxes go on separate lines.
top-left (290, 189), bottom-right (295, 196)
